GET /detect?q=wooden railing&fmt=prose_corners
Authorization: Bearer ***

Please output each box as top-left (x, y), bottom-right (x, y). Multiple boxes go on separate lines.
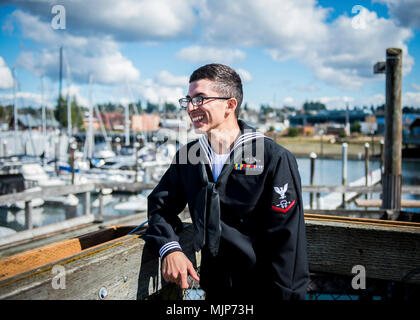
top-left (0, 215), bottom-right (419, 299)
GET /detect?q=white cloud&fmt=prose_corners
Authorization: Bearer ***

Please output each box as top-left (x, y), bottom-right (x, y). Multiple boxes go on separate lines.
top-left (62, 85), bottom-right (89, 107)
top-left (318, 96), bottom-right (355, 109)
top-left (0, 57), bottom-right (14, 90)
top-left (374, 0), bottom-right (420, 29)
top-left (197, 0), bottom-right (414, 90)
top-left (155, 70), bottom-right (189, 87)
top-left (13, 10), bottom-right (140, 85)
top-left (314, 91), bottom-right (420, 110)
top-left (283, 97), bottom-right (295, 105)
top-left (410, 84), bottom-right (420, 91)
top-left (310, 9), bottom-right (414, 89)
top-left (237, 69), bottom-right (253, 83)
top-left (176, 45), bottom-right (246, 64)
top-left (0, 91), bottom-right (53, 108)
top-left (403, 91), bottom-right (420, 107)
top-left (9, 0), bottom-right (197, 41)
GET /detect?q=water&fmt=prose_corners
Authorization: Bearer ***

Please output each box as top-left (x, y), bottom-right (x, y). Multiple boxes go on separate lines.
top-left (0, 158), bottom-right (419, 233)
top-left (297, 158), bottom-right (420, 213)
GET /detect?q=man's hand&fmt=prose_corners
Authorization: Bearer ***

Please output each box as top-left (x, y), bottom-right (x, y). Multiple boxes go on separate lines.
top-left (161, 251), bottom-right (200, 289)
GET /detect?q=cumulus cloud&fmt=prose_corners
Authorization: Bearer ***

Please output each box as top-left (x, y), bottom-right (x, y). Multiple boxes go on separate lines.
top-left (8, 0), bottom-right (197, 41)
top-left (237, 69), bottom-right (253, 82)
top-left (0, 57), bottom-right (14, 90)
top-left (155, 70), bottom-right (189, 87)
top-left (0, 91), bottom-right (53, 108)
top-left (176, 45), bottom-right (246, 64)
top-left (61, 85), bottom-right (89, 107)
top-left (197, 0), bottom-right (414, 90)
top-left (310, 9), bottom-right (414, 89)
top-left (411, 84), bottom-right (420, 91)
top-left (402, 91), bottom-right (420, 107)
top-left (375, 0), bottom-right (420, 29)
top-left (12, 10), bottom-right (140, 85)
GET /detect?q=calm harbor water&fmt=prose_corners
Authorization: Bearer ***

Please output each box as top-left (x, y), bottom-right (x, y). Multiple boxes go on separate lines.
top-left (0, 158), bottom-right (419, 232)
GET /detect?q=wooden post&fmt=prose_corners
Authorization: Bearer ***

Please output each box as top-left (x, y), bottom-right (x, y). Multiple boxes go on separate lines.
top-left (382, 48), bottom-right (402, 211)
top-left (134, 142), bottom-right (140, 183)
top-left (98, 190), bottom-right (104, 221)
top-left (380, 139), bottom-right (384, 175)
top-left (342, 143), bottom-right (348, 208)
top-left (365, 143), bottom-right (370, 186)
top-left (365, 143), bottom-right (370, 203)
top-left (309, 152), bottom-right (317, 209)
top-left (24, 201), bottom-right (33, 230)
top-left (2, 141), bottom-right (7, 157)
top-left (115, 137), bottom-right (121, 155)
top-left (55, 138), bottom-right (59, 176)
top-left (70, 142), bottom-right (76, 185)
top-left (83, 192), bottom-right (91, 216)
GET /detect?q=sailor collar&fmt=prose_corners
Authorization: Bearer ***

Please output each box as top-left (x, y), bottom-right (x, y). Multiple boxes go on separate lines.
top-left (198, 120), bottom-right (265, 167)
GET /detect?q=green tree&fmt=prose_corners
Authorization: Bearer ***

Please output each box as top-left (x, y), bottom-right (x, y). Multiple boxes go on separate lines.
top-left (350, 121), bottom-right (361, 133)
top-left (288, 127), bottom-right (299, 137)
top-left (54, 96), bottom-right (84, 129)
top-left (164, 102), bottom-right (177, 113)
top-left (146, 102), bottom-right (158, 113)
top-left (302, 101), bottom-right (326, 112)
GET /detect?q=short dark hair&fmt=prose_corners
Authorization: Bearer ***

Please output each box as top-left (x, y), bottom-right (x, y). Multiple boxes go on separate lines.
top-left (189, 64), bottom-right (243, 117)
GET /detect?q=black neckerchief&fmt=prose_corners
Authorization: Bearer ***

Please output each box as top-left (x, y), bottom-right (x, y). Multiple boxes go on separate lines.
top-left (192, 120), bottom-right (266, 256)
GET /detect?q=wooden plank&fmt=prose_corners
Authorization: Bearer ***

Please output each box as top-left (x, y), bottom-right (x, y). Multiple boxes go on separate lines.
top-left (305, 217), bottom-right (420, 285)
top-left (0, 225), bottom-right (140, 282)
top-left (0, 222), bottom-right (198, 300)
top-left (0, 183), bottom-right (95, 206)
top-left (0, 216), bottom-right (419, 299)
top-left (0, 212), bottom-right (148, 259)
top-left (355, 199), bottom-right (420, 208)
top-left (0, 214), bottom-right (96, 248)
top-left (94, 182), bottom-right (156, 193)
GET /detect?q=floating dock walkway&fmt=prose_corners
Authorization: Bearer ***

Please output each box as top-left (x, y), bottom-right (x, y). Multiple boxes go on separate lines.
top-left (305, 168), bottom-right (382, 210)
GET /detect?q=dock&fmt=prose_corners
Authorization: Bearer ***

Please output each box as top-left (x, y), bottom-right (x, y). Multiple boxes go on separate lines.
top-left (304, 168), bottom-right (382, 210)
top-left (0, 212), bottom-right (419, 300)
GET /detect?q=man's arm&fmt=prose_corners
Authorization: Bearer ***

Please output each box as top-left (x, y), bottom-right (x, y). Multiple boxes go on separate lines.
top-left (144, 157), bottom-right (199, 288)
top-left (263, 149), bottom-right (309, 300)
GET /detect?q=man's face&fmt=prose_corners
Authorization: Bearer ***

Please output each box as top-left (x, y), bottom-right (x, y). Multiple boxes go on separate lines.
top-left (187, 79), bottom-right (230, 134)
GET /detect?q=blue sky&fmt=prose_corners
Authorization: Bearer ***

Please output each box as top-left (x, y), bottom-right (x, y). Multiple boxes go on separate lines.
top-left (0, 0), bottom-right (419, 111)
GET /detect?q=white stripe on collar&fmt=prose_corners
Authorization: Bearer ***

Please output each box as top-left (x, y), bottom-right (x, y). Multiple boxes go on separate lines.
top-left (199, 130), bottom-right (266, 166)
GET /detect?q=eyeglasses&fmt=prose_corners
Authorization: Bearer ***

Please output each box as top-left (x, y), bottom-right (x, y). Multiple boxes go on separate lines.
top-left (178, 96), bottom-right (231, 109)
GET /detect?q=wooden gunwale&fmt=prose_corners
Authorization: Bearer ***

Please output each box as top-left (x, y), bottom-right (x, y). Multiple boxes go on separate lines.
top-left (0, 225), bottom-right (143, 282)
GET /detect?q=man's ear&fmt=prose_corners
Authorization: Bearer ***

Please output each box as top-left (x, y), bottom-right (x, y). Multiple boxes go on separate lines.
top-left (226, 98), bottom-right (238, 116)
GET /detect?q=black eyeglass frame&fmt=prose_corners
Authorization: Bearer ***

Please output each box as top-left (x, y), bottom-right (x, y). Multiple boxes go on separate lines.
top-left (178, 96), bottom-right (232, 109)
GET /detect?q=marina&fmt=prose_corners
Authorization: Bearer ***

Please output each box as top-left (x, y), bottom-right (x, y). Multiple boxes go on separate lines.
top-left (1, 0), bottom-right (420, 301)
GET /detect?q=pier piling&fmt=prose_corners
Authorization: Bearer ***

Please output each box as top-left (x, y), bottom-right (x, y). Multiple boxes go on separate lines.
top-left (382, 48), bottom-right (403, 212)
top-left (342, 143), bottom-right (348, 208)
top-left (24, 201), bottom-right (32, 230)
top-left (309, 152), bottom-right (317, 209)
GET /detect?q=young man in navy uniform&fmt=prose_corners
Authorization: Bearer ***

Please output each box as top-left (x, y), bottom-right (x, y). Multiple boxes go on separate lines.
top-left (144, 63), bottom-right (309, 300)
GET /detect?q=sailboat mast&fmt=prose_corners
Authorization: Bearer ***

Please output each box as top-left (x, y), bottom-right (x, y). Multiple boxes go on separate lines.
top-left (64, 48), bottom-right (72, 138)
top-left (88, 74), bottom-right (93, 159)
top-left (58, 46), bottom-right (63, 130)
top-left (41, 76), bottom-right (46, 153)
top-left (12, 67), bottom-right (18, 155)
top-left (125, 102), bottom-right (130, 146)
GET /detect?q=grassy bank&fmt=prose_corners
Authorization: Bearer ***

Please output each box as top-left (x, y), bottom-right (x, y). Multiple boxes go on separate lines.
top-left (268, 134), bottom-right (384, 159)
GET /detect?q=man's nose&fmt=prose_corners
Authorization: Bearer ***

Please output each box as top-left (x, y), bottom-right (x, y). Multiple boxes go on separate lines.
top-left (187, 100), bottom-right (197, 112)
